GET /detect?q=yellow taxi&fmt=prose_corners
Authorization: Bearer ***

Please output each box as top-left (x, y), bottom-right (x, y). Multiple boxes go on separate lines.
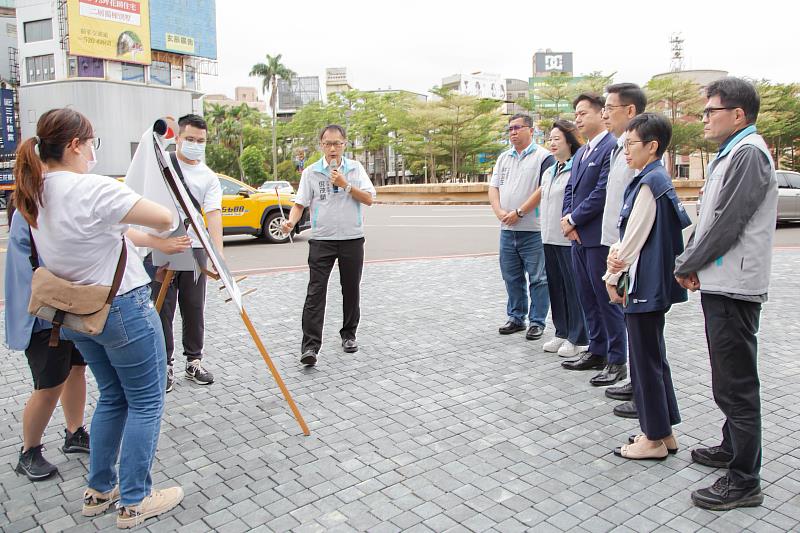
top-left (217, 174), bottom-right (309, 243)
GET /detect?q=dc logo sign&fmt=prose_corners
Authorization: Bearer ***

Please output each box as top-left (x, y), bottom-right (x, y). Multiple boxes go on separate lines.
top-left (545, 55), bottom-right (563, 71)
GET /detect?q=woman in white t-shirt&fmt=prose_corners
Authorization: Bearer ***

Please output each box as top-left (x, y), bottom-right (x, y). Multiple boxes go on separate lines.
top-left (13, 108), bottom-right (183, 528)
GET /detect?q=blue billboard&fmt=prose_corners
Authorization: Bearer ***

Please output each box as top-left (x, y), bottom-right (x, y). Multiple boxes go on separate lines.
top-left (149, 0), bottom-right (217, 60)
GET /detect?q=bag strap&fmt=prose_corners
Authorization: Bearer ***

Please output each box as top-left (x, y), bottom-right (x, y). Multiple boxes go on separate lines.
top-left (107, 236), bottom-right (127, 304)
top-left (169, 152), bottom-right (203, 216)
top-left (28, 227), bottom-right (40, 270)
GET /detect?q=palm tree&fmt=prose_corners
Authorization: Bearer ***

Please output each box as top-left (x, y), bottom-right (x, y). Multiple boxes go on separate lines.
top-left (250, 54), bottom-right (295, 181)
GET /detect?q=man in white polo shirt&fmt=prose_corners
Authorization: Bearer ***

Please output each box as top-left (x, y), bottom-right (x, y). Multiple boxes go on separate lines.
top-left (489, 113), bottom-right (554, 342)
top-left (281, 125), bottom-right (376, 366)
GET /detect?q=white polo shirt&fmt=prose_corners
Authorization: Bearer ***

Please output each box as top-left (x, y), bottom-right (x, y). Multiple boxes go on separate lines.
top-left (295, 157), bottom-right (377, 240)
top-left (489, 142), bottom-right (553, 232)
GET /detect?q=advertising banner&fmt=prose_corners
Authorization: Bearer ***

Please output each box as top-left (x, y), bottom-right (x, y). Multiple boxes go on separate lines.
top-left (150, 0), bottom-right (217, 59)
top-left (67, 0), bottom-right (152, 64)
top-left (459, 73), bottom-right (506, 100)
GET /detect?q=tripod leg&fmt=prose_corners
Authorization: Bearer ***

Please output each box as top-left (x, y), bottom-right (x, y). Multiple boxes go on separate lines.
top-left (154, 270), bottom-right (174, 313)
top-left (240, 308), bottom-right (310, 436)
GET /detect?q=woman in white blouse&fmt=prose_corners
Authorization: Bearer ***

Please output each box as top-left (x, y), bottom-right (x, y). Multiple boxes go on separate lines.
top-left (539, 120), bottom-right (589, 358)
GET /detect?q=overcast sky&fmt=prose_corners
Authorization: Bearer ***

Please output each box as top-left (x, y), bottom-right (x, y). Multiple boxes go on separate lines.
top-left (200, 0), bottom-right (797, 100)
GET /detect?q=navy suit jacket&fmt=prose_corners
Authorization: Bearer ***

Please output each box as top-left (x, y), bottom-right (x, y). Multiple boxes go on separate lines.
top-left (562, 132), bottom-right (617, 248)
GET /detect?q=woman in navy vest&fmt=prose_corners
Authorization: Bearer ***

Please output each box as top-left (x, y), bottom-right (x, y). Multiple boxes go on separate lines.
top-left (603, 113), bottom-right (692, 460)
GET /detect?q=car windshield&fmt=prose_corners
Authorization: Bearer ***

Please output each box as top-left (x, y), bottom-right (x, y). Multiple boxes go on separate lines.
top-left (261, 181), bottom-right (290, 188)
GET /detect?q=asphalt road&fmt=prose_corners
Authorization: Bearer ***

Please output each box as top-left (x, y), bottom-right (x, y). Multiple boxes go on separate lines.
top-left (0, 204), bottom-right (798, 300)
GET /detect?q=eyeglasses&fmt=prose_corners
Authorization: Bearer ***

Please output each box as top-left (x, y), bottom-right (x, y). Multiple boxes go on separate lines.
top-left (603, 104), bottom-right (630, 113)
top-left (507, 125), bottom-right (530, 133)
top-left (87, 138), bottom-right (101, 151)
top-left (623, 140), bottom-right (648, 150)
top-left (702, 106), bottom-right (737, 119)
top-left (321, 141), bottom-right (346, 148)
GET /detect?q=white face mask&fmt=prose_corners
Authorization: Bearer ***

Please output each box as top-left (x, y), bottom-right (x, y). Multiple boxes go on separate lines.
top-left (82, 145), bottom-right (97, 172)
top-left (180, 140), bottom-right (206, 161)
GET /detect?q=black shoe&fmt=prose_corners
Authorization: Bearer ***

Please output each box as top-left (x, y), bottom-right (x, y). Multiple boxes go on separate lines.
top-left (691, 475), bottom-right (763, 511)
top-left (605, 381), bottom-right (633, 401)
top-left (525, 324), bottom-right (545, 340)
top-left (590, 363), bottom-right (627, 386)
top-left (561, 351), bottom-right (605, 371)
top-left (185, 360), bottom-right (214, 385)
top-left (300, 350), bottom-right (317, 366)
top-left (498, 321), bottom-right (526, 335)
top-left (15, 445), bottom-right (58, 481)
top-left (62, 426), bottom-right (90, 454)
top-left (613, 400), bottom-right (639, 419)
top-left (166, 365), bottom-right (174, 393)
top-left (691, 445), bottom-right (733, 468)
top-left (342, 339), bottom-right (358, 353)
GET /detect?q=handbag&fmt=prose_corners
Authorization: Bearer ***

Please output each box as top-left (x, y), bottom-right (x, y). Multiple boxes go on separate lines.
top-left (27, 229), bottom-right (127, 347)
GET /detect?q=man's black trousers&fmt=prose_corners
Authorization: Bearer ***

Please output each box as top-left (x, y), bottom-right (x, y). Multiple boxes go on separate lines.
top-left (701, 292), bottom-right (763, 488)
top-left (302, 238), bottom-right (365, 354)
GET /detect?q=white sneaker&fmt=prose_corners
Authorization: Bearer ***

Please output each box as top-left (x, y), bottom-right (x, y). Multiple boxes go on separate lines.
top-left (558, 342), bottom-right (587, 358)
top-left (542, 337), bottom-right (566, 353)
top-left (117, 486), bottom-right (184, 529)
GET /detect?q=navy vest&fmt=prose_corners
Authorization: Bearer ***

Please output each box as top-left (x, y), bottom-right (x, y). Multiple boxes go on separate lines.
top-left (618, 161), bottom-right (692, 314)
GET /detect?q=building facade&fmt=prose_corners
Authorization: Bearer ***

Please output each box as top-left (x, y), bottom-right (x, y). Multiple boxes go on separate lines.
top-left (15, 0), bottom-right (217, 177)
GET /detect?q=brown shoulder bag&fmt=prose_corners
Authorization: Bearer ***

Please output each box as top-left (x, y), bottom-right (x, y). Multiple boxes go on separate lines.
top-left (27, 229), bottom-right (127, 347)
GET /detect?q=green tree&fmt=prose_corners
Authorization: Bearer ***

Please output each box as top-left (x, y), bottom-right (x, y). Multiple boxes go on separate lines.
top-left (756, 81), bottom-right (800, 170)
top-left (532, 72), bottom-right (574, 121)
top-left (645, 75), bottom-right (704, 177)
top-left (574, 71), bottom-right (615, 95)
top-left (239, 145), bottom-right (268, 184)
top-left (206, 143), bottom-right (239, 178)
top-left (249, 53), bottom-right (296, 181)
top-left (276, 159), bottom-right (299, 181)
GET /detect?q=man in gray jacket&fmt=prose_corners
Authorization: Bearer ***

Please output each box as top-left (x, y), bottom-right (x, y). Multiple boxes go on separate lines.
top-left (674, 77), bottom-right (778, 511)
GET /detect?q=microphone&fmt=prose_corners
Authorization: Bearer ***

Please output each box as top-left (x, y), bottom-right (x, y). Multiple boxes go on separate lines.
top-left (330, 157), bottom-right (339, 192)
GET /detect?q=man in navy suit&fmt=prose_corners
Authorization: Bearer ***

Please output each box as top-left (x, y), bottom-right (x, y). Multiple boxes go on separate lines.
top-left (560, 92), bottom-right (628, 386)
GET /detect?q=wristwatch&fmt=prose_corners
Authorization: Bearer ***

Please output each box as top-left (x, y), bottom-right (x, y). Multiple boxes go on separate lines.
top-left (345, 183), bottom-right (353, 194)
top-left (516, 208), bottom-right (524, 218)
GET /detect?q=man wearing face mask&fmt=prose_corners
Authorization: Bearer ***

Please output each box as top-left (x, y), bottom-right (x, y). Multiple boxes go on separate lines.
top-left (151, 114), bottom-right (223, 392)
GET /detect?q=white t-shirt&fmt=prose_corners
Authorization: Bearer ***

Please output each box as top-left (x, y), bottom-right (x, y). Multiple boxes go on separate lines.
top-left (32, 171), bottom-right (151, 295)
top-left (175, 159), bottom-right (222, 248)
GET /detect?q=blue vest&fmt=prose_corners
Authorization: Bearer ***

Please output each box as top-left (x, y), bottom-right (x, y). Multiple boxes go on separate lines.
top-left (618, 161), bottom-right (692, 314)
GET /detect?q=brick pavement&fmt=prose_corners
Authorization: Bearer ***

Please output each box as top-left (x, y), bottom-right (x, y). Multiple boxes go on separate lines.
top-left (0, 250), bottom-right (798, 532)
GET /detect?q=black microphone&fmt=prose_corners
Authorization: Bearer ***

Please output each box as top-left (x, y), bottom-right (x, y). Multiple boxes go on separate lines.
top-left (330, 157), bottom-right (339, 192)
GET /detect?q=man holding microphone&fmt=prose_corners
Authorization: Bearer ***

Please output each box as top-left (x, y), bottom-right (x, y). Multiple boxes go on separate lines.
top-left (281, 125), bottom-right (376, 366)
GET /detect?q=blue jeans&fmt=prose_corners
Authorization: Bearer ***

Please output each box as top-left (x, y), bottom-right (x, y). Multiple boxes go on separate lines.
top-left (63, 285), bottom-right (167, 506)
top-left (499, 230), bottom-right (549, 327)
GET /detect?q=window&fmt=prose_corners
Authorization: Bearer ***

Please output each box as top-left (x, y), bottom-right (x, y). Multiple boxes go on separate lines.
top-left (219, 177), bottom-right (243, 195)
top-left (68, 56), bottom-right (104, 78)
top-left (676, 164), bottom-right (690, 179)
top-left (23, 19), bottom-right (52, 43)
top-left (121, 63), bottom-right (145, 83)
top-left (26, 55), bottom-right (55, 83)
top-left (780, 171), bottom-right (800, 189)
top-left (776, 173), bottom-right (790, 189)
top-left (184, 65), bottom-right (196, 90)
top-left (150, 60), bottom-right (171, 86)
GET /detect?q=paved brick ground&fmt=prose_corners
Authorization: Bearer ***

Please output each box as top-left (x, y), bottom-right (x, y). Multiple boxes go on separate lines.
top-left (0, 250), bottom-right (798, 532)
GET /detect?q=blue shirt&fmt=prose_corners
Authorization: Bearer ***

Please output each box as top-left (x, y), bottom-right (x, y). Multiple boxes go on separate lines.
top-left (4, 211), bottom-right (49, 351)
